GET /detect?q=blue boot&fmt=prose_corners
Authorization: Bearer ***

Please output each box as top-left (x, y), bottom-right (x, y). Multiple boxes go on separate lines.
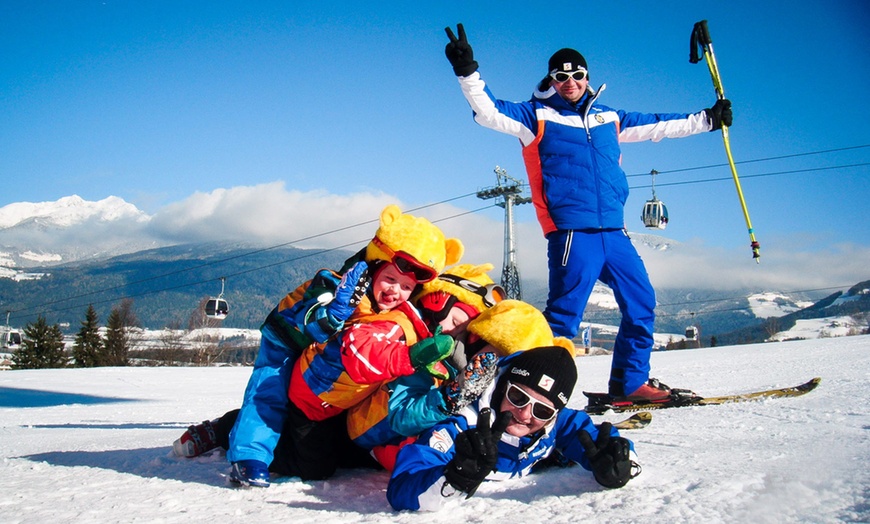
top-left (230, 460), bottom-right (271, 488)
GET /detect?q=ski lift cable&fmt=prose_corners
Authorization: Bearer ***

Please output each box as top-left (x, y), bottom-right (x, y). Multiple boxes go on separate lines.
top-left (625, 143), bottom-right (870, 178)
top-left (2, 156), bottom-right (862, 320)
top-left (3, 145), bottom-right (864, 320)
top-left (7, 193), bottom-right (487, 317)
top-left (8, 204), bottom-right (500, 322)
top-left (5, 149), bottom-right (862, 318)
top-left (630, 162), bottom-right (869, 190)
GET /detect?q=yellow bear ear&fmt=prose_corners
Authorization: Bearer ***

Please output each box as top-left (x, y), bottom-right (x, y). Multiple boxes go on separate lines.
top-left (443, 238), bottom-right (464, 266)
top-left (553, 336), bottom-right (577, 357)
top-left (380, 204), bottom-right (402, 228)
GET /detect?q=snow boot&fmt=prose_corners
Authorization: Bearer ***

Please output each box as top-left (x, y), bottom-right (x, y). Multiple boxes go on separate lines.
top-left (230, 460), bottom-right (271, 488)
top-left (173, 419), bottom-right (219, 458)
top-left (621, 378), bottom-right (675, 402)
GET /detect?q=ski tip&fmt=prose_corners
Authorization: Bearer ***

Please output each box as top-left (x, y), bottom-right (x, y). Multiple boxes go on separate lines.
top-left (804, 377), bottom-right (822, 390)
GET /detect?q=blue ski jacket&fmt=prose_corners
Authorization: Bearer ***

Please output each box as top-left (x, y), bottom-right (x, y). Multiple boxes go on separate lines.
top-left (456, 72), bottom-right (712, 235)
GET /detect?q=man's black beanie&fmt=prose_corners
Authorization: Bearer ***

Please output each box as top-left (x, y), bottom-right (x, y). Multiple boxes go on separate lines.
top-left (503, 346), bottom-right (578, 409)
top-left (548, 48), bottom-right (588, 73)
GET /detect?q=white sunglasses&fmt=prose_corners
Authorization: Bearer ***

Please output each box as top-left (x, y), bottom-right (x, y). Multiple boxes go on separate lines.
top-left (549, 68), bottom-right (588, 83)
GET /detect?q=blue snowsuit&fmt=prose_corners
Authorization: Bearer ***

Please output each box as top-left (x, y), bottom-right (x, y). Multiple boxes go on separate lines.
top-left (386, 361), bottom-right (635, 511)
top-left (454, 71), bottom-right (713, 395)
top-left (227, 270), bottom-right (342, 466)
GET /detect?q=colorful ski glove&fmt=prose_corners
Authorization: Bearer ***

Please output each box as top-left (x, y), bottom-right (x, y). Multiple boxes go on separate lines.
top-left (578, 421), bottom-right (639, 489)
top-left (409, 328), bottom-right (454, 380)
top-left (304, 262), bottom-right (370, 343)
top-left (443, 408), bottom-right (511, 498)
top-left (441, 351), bottom-right (499, 415)
top-left (706, 98), bottom-right (733, 130)
top-left (328, 261), bottom-right (370, 323)
top-left (444, 23), bottom-right (479, 77)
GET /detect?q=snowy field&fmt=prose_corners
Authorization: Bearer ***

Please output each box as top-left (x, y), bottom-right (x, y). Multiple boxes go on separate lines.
top-left (1, 336), bottom-right (868, 523)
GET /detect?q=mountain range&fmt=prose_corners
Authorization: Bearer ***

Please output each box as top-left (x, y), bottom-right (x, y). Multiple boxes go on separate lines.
top-left (1, 195), bottom-right (866, 344)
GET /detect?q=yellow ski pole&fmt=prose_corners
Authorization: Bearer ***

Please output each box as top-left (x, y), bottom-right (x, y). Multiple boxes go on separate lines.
top-left (691, 20), bottom-right (761, 262)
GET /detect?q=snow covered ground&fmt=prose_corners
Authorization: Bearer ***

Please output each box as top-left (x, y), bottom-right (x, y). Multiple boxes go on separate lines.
top-left (1, 336), bottom-right (867, 523)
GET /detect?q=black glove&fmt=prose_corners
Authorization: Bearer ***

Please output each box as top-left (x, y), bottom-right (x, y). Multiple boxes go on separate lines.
top-left (577, 422), bottom-right (638, 489)
top-left (705, 98), bottom-right (733, 130)
top-left (444, 23), bottom-right (479, 77)
top-left (443, 408), bottom-right (511, 498)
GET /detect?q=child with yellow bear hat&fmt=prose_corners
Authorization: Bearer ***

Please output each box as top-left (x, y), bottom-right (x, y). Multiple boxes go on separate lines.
top-left (173, 205), bottom-right (463, 488)
top-left (345, 263), bottom-right (506, 467)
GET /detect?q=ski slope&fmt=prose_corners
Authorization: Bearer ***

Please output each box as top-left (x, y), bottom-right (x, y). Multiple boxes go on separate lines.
top-left (1, 336), bottom-right (867, 523)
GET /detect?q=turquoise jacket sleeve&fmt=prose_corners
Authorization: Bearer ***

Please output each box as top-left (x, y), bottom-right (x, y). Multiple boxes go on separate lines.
top-left (388, 371), bottom-right (449, 437)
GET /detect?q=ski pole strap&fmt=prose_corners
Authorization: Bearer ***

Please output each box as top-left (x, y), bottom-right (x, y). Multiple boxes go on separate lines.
top-left (690, 20), bottom-right (711, 64)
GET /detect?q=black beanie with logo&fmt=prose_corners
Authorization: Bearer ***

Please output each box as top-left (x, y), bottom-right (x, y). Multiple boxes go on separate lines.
top-left (502, 346), bottom-right (578, 409)
top-left (548, 48), bottom-right (587, 73)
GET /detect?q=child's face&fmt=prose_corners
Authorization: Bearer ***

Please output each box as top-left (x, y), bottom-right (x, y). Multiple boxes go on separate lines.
top-left (371, 263), bottom-right (416, 310)
top-left (438, 305), bottom-right (472, 336)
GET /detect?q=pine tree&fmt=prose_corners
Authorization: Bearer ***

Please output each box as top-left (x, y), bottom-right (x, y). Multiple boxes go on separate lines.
top-left (73, 305), bottom-right (104, 367)
top-left (12, 315), bottom-right (67, 369)
top-left (104, 307), bottom-right (129, 366)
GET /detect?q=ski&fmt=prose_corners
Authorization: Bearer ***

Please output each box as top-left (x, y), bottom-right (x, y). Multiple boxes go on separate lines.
top-left (583, 377), bottom-right (821, 415)
top-left (612, 411), bottom-right (652, 430)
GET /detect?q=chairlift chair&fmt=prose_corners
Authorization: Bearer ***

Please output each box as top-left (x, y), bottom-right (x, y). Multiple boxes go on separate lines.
top-left (1, 312), bottom-right (20, 350)
top-left (205, 277), bottom-right (229, 320)
top-left (641, 169), bottom-right (669, 230)
top-left (1, 329), bottom-right (21, 350)
top-left (641, 199), bottom-right (669, 229)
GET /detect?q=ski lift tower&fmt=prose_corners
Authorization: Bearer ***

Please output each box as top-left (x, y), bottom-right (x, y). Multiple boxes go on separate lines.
top-left (476, 166), bottom-right (531, 299)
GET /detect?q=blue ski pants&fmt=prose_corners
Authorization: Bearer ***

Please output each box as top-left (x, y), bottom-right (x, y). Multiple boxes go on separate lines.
top-left (544, 229), bottom-right (656, 396)
top-left (227, 326), bottom-right (298, 465)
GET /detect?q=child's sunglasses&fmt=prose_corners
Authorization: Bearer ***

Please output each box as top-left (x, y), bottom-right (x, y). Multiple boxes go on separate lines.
top-left (436, 274), bottom-right (506, 308)
top-left (371, 236), bottom-right (438, 283)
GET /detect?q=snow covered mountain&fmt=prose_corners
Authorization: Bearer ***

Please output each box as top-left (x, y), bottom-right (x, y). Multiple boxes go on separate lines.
top-left (0, 195), bottom-right (163, 270)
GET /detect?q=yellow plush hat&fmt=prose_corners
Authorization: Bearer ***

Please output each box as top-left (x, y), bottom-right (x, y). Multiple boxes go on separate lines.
top-left (365, 205), bottom-right (464, 280)
top-left (467, 299), bottom-right (577, 357)
top-left (415, 263), bottom-right (501, 314)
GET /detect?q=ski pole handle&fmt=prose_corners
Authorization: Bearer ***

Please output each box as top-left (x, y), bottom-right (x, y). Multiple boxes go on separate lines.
top-left (689, 20), bottom-right (710, 64)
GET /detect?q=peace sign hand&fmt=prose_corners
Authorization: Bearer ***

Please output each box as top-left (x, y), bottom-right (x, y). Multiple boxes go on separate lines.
top-left (444, 23), bottom-right (479, 76)
top-left (443, 408), bottom-right (510, 498)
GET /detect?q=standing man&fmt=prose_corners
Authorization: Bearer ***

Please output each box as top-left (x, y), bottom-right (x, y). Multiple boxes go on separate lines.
top-left (443, 24), bottom-right (732, 402)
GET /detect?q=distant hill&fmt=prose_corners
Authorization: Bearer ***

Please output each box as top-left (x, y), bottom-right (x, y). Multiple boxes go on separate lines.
top-left (0, 241), bottom-right (353, 331)
top-left (3, 240), bottom-right (866, 345)
top-left (712, 280), bottom-right (870, 345)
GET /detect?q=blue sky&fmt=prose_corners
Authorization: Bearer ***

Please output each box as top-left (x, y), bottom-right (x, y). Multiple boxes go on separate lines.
top-left (1, 1), bottom-right (868, 291)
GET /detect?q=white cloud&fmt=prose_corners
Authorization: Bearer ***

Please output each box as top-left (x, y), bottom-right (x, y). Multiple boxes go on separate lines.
top-left (641, 237), bottom-right (870, 292)
top-left (147, 182), bottom-right (400, 249)
top-left (145, 184), bottom-right (863, 293)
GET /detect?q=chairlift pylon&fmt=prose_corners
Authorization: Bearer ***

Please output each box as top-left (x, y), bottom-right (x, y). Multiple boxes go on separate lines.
top-left (204, 277), bottom-right (229, 320)
top-left (641, 169), bottom-right (669, 230)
